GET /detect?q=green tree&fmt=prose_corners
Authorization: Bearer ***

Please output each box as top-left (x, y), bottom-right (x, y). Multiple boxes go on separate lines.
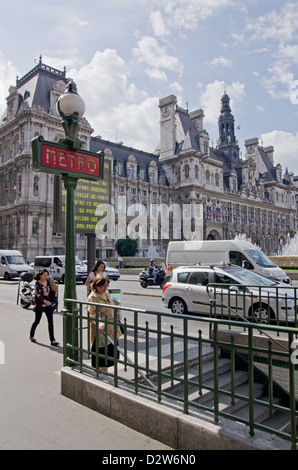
top-left (115, 236), bottom-right (138, 257)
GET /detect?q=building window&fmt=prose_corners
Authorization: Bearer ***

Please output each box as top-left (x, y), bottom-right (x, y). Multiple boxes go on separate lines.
top-left (116, 162), bottom-right (123, 176)
top-left (206, 170), bottom-right (210, 183)
top-left (149, 172), bottom-right (156, 183)
top-left (139, 168), bottom-right (145, 180)
top-left (128, 165), bottom-right (134, 178)
top-left (184, 164), bottom-right (190, 179)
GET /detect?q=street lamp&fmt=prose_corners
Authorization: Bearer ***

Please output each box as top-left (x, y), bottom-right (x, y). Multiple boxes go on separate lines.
top-left (57, 81), bottom-right (85, 150)
top-left (56, 81), bottom-right (85, 364)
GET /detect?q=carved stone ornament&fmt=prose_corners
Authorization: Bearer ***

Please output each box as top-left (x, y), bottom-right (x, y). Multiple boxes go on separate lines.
top-left (162, 107), bottom-right (170, 119)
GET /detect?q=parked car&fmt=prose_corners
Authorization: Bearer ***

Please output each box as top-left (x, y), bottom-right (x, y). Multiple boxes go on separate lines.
top-left (0, 250), bottom-right (30, 280)
top-left (34, 255), bottom-right (87, 283)
top-left (104, 262), bottom-right (120, 281)
top-left (162, 263), bottom-right (297, 324)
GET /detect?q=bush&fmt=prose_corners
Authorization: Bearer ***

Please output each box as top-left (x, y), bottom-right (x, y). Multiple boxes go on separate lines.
top-left (115, 237), bottom-right (138, 257)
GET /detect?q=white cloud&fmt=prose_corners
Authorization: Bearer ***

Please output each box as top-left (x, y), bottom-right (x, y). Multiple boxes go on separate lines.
top-left (68, 49), bottom-right (159, 152)
top-left (261, 130), bottom-right (298, 174)
top-left (245, 2), bottom-right (298, 43)
top-left (0, 52), bottom-right (18, 114)
top-left (210, 56), bottom-right (232, 67)
top-left (259, 61), bottom-right (294, 100)
top-left (199, 80), bottom-right (246, 125)
top-left (163, 0), bottom-right (235, 31)
top-left (132, 36), bottom-right (184, 81)
top-left (241, 2), bottom-right (298, 100)
top-left (256, 105), bottom-right (265, 112)
top-left (149, 10), bottom-right (168, 37)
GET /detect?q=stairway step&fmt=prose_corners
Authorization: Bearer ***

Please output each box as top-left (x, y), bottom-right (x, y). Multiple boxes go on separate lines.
top-left (158, 357), bottom-right (231, 393)
top-left (188, 369), bottom-right (249, 404)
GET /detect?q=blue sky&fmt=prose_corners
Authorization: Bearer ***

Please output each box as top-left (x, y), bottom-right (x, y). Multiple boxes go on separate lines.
top-left (1, 0), bottom-right (298, 172)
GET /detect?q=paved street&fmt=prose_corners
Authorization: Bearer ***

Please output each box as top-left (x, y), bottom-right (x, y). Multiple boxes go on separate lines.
top-left (0, 276), bottom-right (172, 451)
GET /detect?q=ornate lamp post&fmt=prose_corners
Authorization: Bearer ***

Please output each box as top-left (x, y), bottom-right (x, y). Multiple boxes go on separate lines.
top-left (56, 81), bottom-right (85, 364)
top-left (32, 81), bottom-right (104, 365)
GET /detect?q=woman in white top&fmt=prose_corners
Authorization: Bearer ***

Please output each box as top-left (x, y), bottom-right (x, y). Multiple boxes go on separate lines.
top-left (85, 260), bottom-right (105, 294)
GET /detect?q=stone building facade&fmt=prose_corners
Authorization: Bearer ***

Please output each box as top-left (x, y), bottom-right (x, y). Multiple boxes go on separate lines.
top-left (0, 59), bottom-right (296, 261)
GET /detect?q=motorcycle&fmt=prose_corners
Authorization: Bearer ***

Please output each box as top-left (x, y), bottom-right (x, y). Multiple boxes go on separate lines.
top-left (139, 266), bottom-right (166, 289)
top-left (17, 272), bottom-right (58, 310)
top-left (17, 272), bottom-right (34, 309)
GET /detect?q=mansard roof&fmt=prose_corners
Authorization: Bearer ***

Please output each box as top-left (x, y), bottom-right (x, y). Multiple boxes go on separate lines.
top-left (6, 57), bottom-right (68, 117)
top-left (16, 56), bottom-right (67, 89)
top-left (90, 136), bottom-right (169, 185)
top-left (176, 107), bottom-right (201, 152)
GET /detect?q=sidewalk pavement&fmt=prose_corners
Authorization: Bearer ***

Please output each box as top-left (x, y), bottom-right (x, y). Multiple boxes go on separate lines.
top-left (0, 297), bottom-right (170, 450)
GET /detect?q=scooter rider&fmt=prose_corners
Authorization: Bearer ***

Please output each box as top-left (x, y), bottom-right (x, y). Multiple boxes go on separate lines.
top-left (148, 259), bottom-right (158, 283)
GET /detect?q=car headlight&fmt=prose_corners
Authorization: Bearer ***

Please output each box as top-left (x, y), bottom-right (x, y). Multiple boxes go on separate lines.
top-left (260, 269), bottom-right (269, 276)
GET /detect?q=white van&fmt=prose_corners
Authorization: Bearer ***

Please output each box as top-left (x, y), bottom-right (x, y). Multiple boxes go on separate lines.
top-left (165, 240), bottom-right (291, 284)
top-left (34, 255), bottom-right (87, 283)
top-left (0, 250), bottom-right (30, 280)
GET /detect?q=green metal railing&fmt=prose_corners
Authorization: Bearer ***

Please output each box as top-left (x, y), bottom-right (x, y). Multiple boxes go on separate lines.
top-left (63, 298), bottom-right (298, 449)
top-left (209, 283), bottom-right (298, 327)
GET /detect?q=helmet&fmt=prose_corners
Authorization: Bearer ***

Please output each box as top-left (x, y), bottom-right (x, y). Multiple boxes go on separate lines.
top-left (150, 259), bottom-right (155, 263)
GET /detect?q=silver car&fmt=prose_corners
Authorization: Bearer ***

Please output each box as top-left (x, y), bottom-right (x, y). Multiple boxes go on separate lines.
top-left (162, 264), bottom-right (297, 324)
top-left (104, 262), bottom-right (120, 281)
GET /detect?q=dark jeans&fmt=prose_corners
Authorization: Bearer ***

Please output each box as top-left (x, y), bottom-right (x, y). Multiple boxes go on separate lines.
top-left (30, 306), bottom-right (55, 342)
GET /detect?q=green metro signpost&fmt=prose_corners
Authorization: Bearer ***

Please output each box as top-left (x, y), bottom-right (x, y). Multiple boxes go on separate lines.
top-left (31, 81), bottom-right (104, 364)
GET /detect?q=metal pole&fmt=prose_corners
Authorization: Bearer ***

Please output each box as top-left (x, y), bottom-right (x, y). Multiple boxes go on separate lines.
top-left (62, 174), bottom-right (79, 364)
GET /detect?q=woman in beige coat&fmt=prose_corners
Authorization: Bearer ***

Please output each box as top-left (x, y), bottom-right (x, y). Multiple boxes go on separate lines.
top-left (87, 274), bottom-right (122, 372)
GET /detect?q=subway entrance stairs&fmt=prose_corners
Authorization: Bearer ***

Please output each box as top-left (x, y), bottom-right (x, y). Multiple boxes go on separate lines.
top-left (62, 329), bottom-right (297, 450)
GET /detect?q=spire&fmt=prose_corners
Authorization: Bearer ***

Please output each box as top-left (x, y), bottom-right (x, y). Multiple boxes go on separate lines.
top-left (218, 92), bottom-right (236, 147)
top-left (217, 92), bottom-right (240, 163)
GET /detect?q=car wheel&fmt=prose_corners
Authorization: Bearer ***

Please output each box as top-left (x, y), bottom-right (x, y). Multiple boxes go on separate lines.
top-left (4, 272), bottom-right (10, 281)
top-left (170, 298), bottom-right (188, 315)
top-left (249, 303), bottom-right (274, 324)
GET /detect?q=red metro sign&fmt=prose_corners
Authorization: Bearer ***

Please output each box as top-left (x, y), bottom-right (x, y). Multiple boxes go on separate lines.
top-left (32, 136), bottom-right (104, 181)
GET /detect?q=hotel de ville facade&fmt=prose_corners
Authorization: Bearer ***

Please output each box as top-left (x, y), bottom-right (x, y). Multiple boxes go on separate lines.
top-left (0, 59), bottom-right (297, 262)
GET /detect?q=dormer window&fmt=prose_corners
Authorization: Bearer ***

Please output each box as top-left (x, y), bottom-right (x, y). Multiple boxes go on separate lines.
top-left (128, 164), bottom-right (134, 178)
